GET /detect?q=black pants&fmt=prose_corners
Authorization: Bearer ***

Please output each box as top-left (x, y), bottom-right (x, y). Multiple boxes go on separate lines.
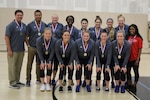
top-left (76, 59), bottom-right (92, 80)
top-left (115, 70), bottom-right (126, 81)
top-left (110, 58), bottom-right (115, 81)
top-left (40, 55), bottom-right (52, 78)
top-left (59, 58), bottom-right (74, 80)
top-left (53, 54), bottom-right (59, 71)
top-left (127, 60), bottom-right (139, 83)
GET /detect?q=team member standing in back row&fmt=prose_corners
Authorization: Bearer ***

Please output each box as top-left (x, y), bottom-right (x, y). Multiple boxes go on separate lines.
top-left (105, 18), bottom-right (116, 88)
top-left (115, 14), bottom-right (129, 39)
top-left (112, 30), bottom-right (131, 93)
top-left (26, 10), bottom-right (47, 86)
top-left (95, 30), bottom-right (112, 91)
top-left (75, 31), bottom-right (95, 92)
top-left (89, 16), bottom-right (103, 42)
top-left (48, 14), bottom-right (64, 85)
top-left (55, 30), bottom-right (76, 92)
top-left (5, 10), bottom-right (26, 89)
top-left (127, 24), bottom-right (143, 94)
top-left (36, 27), bottom-right (56, 91)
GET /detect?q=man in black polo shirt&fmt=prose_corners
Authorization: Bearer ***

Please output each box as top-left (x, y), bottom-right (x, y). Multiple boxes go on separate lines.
top-left (5, 10), bottom-right (26, 89)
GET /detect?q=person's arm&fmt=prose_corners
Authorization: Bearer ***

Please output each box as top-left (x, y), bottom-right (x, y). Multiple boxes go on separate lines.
top-left (95, 42), bottom-right (101, 68)
top-left (25, 24), bottom-right (30, 47)
top-left (75, 42), bottom-right (80, 64)
top-left (88, 42), bottom-right (95, 65)
top-left (113, 44), bottom-right (119, 66)
top-left (47, 39), bottom-right (56, 64)
top-left (36, 38), bottom-right (45, 63)
top-left (55, 41), bottom-right (64, 64)
top-left (106, 43), bottom-right (112, 68)
top-left (68, 42), bottom-right (76, 65)
top-left (122, 43), bottom-right (131, 68)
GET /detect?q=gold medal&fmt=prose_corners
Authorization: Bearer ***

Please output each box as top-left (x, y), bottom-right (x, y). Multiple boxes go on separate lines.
top-left (62, 54), bottom-right (65, 58)
top-left (38, 32), bottom-right (41, 36)
top-left (45, 51), bottom-right (48, 55)
top-left (101, 54), bottom-right (104, 58)
top-left (84, 53), bottom-right (87, 57)
top-left (118, 55), bottom-right (121, 59)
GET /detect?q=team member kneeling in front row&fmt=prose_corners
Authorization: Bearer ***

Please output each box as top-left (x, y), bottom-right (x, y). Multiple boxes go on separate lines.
top-left (112, 30), bottom-right (131, 93)
top-left (75, 31), bottom-right (95, 92)
top-left (95, 30), bottom-right (112, 91)
top-left (55, 30), bottom-right (76, 92)
top-left (36, 27), bottom-right (56, 91)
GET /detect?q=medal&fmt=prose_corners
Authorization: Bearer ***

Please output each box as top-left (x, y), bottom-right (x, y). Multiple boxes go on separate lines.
top-left (62, 54), bottom-right (65, 58)
top-left (38, 32), bottom-right (41, 36)
top-left (45, 51), bottom-right (48, 55)
top-left (95, 27), bottom-right (100, 39)
top-left (101, 54), bottom-right (104, 58)
top-left (118, 55), bottom-right (121, 59)
top-left (62, 41), bottom-right (68, 58)
top-left (84, 53), bottom-right (87, 57)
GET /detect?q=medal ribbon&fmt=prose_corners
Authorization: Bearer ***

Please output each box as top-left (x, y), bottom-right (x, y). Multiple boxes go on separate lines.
top-left (15, 20), bottom-right (23, 31)
top-left (95, 27), bottom-right (100, 39)
top-left (118, 43), bottom-right (124, 54)
top-left (82, 40), bottom-right (89, 52)
top-left (100, 41), bottom-right (106, 54)
top-left (62, 41), bottom-right (68, 54)
top-left (52, 24), bottom-right (58, 32)
top-left (67, 26), bottom-right (73, 35)
top-left (44, 38), bottom-right (51, 51)
top-left (35, 21), bottom-right (41, 33)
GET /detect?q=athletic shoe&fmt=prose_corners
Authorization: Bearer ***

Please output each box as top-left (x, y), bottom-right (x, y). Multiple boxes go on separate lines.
top-left (121, 86), bottom-right (125, 93)
top-left (86, 85), bottom-right (91, 92)
top-left (96, 87), bottom-right (100, 91)
top-left (76, 85), bottom-right (80, 92)
top-left (40, 84), bottom-right (45, 92)
top-left (46, 84), bottom-right (51, 91)
top-left (59, 86), bottom-right (63, 92)
top-left (9, 84), bottom-right (20, 89)
top-left (82, 80), bottom-right (86, 87)
top-left (105, 87), bottom-right (109, 91)
top-left (115, 85), bottom-right (119, 93)
top-left (62, 80), bottom-right (66, 86)
top-left (68, 86), bottom-right (72, 92)
top-left (36, 80), bottom-right (41, 84)
top-left (17, 82), bottom-right (25, 87)
top-left (52, 79), bottom-right (56, 85)
top-left (26, 80), bottom-right (30, 87)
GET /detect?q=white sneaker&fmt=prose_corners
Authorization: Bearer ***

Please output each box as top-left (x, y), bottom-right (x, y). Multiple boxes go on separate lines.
top-left (40, 84), bottom-right (45, 92)
top-left (45, 84), bottom-right (51, 91)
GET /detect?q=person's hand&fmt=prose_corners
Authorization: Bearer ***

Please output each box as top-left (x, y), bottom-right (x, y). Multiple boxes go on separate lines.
top-left (86, 64), bottom-right (92, 71)
top-left (105, 67), bottom-right (110, 73)
top-left (47, 63), bottom-right (52, 70)
top-left (40, 63), bottom-right (45, 70)
top-left (114, 65), bottom-right (120, 72)
top-left (121, 67), bottom-right (127, 73)
top-left (59, 64), bottom-right (64, 70)
top-left (134, 59), bottom-right (139, 66)
top-left (76, 64), bottom-right (81, 71)
top-left (96, 67), bottom-right (101, 73)
top-left (68, 65), bottom-right (73, 70)
top-left (8, 49), bottom-right (13, 57)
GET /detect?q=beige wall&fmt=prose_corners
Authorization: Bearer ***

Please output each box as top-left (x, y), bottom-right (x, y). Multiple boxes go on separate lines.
top-left (0, 8), bottom-right (148, 50)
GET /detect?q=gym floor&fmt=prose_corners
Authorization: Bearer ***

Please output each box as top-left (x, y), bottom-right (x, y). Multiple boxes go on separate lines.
top-left (0, 51), bottom-right (150, 100)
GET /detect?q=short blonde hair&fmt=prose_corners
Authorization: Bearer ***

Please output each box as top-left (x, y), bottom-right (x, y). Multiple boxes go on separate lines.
top-left (117, 14), bottom-right (125, 20)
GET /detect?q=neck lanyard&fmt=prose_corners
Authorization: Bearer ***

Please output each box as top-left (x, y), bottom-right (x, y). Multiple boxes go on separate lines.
top-left (35, 20), bottom-right (41, 33)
